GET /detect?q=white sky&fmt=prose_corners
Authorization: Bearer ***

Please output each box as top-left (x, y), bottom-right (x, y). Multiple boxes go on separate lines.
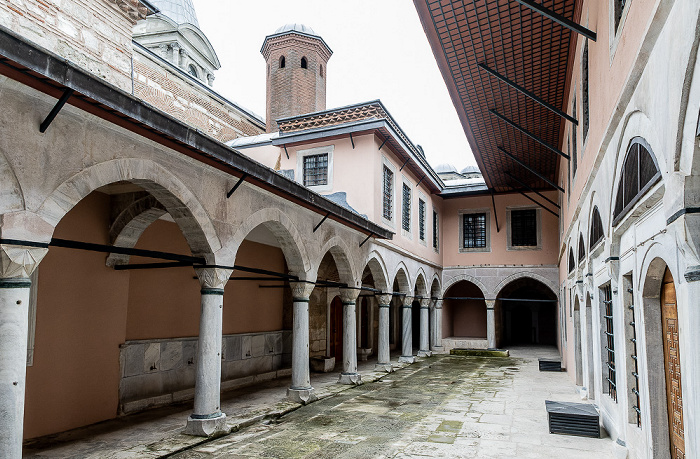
top-left (194, 0), bottom-right (477, 171)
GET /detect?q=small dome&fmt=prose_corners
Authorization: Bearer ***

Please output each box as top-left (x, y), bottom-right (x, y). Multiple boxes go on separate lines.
top-left (460, 165), bottom-right (481, 174)
top-left (151, 0), bottom-right (199, 26)
top-left (274, 24), bottom-right (317, 36)
top-left (434, 163), bottom-right (458, 174)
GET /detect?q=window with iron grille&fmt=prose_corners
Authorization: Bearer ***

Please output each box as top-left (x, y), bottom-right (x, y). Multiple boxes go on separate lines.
top-left (433, 210), bottom-right (439, 250)
top-left (602, 284), bottom-right (617, 402)
top-left (613, 138), bottom-right (661, 224)
top-left (582, 42), bottom-right (589, 141)
top-left (303, 153), bottom-right (328, 187)
top-left (614, 0), bottom-right (628, 32)
top-left (418, 199), bottom-right (426, 241)
top-left (382, 166), bottom-right (393, 220)
top-left (402, 183), bottom-right (411, 232)
top-left (590, 207), bottom-right (604, 248)
top-left (462, 213), bottom-right (486, 249)
top-left (510, 209), bottom-right (537, 247)
top-left (578, 234), bottom-right (585, 263)
top-left (624, 277), bottom-right (641, 427)
top-left (572, 98), bottom-right (578, 177)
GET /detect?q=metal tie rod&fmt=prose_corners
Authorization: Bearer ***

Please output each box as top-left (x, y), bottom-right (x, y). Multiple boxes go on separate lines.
top-left (514, 0), bottom-right (597, 41)
top-left (499, 146), bottom-right (564, 193)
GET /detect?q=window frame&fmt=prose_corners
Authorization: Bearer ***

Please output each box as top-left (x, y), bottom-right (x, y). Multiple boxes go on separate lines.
top-left (506, 206), bottom-right (541, 250)
top-left (418, 196), bottom-right (427, 244)
top-left (589, 206), bottom-right (605, 251)
top-left (432, 209), bottom-right (439, 252)
top-left (296, 145), bottom-right (333, 192)
top-left (601, 283), bottom-right (617, 402)
top-left (401, 180), bottom-right (412, 237)
top-left (458, 208), bottom-right (490, 253)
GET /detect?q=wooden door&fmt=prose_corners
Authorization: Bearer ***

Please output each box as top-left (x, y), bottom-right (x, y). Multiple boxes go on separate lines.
top-left (661, 268), bottom-right (684, 458)
top-left (329, 296), bottom-right (343, 362)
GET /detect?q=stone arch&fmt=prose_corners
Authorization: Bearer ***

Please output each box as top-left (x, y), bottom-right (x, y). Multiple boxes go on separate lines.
top-left (106, 195), bottom-right (167, 266)
top-left (0, 149), bottom-right (24, 214)
top-left (441, 273), bottom-right (487, 299)
top-left (675, 7), bottom-right (700, 172)
top-left (37, 158), bottom-right (220, 261)
top-left (230, 207), bottom-right (310, 277)
top-left (430, 275), bottom-right (441, 299)
top-left (363, 251), bottom-right (389, 293)
top-left (391, 262), bottom-right (411, 295)
top-left (493, 272), bottom-right (557, 300)
top-left (315, 236), bottom-right (356, 287)
top-left (413, 269), bottom-right (428, 298)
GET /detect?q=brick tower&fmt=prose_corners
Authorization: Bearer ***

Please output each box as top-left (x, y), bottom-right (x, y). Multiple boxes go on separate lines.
top-left (261, 24), bottom-right (332, 132)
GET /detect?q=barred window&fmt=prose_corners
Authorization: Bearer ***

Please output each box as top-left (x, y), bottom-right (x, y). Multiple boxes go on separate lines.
top-left (613, 138), bottom-right (661, 224)
top-left (510, 209), bottom-right (537, 246)
top-left (402, 183), bottom-right (411, 232)
top-left (602, 284), bottom-right (617, 402)
top-left (432, 210), bottom-right (439, 250)
top-left (382, 166), bottom-right (393, 220)
top-left (462, 213), bottom-right (486, 248)
top-left (578, 234), bottom-right (585, 262)
top-left (303, 154), bottom-right (328, 187)
top-left (418, 199), bottom-right (426, 241)
top-left (582, 42), bottom-right (589, 141)
top-left (572, 98), bottom-right (578, 177)
top-left (590, 207), bottom-right (604, 248)
top-left (625, 277), bottom-right (641, 427)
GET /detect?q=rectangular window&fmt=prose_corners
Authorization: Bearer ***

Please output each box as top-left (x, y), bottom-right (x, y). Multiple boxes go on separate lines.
top-left (462, 213), bottom-right (486, 248)
top-left (572, 98), bottom-right (578, 177)
top-left (382, 165), bottom-right (393, 220)
top-left (582, 41), bottom-right (589, 141)
top-left (401, 183), bottom-right (411, 232)
top-left (303, 153), bottom-right (328, 186)
top-left (418, 199), bottom-right (426, 241)
top-left (510, 209), bottom-right (537, 246)
top-left (602, 284), bottom-right (617, 402)
top-left (432, 210), bottom-right (439, 250)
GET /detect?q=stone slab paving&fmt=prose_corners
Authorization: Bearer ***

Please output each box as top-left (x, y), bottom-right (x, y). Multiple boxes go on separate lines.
top-left (169, 346), bottom-right (624, 459)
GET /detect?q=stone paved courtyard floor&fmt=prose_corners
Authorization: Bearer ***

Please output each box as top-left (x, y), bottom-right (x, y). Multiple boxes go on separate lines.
top-left (25, 346), bottom-right (624, 458)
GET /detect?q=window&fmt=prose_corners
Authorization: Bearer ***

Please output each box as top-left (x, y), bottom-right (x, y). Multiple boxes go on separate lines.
top-left (614, 0), bottom-right (628, 32)
top-left (582, 42), bottom-right (589, 141)
top-left (320, 63), bottom-right (324, 78)
top-left (279, 55), bottom-right (286, 68)
top-left (568, 248), bottom-right (575, 274)
top-left (382, 166), bottom-right (393, 220)
top-left (602, 284), bottom-right (617, 402)
top-left (578, 234), bottom-right (585, 263)
top-left (623, 275), bottom-right (641, 427)
top-left (401, 183), bottom-right (411, 232)
top-left (613, 138), bottom-right (661, 224)
top-left (418, 199), bottom-right (426, 241)
top-left (301, 56), bottom-right (308, 69)
top-left (590, 207), bottom-right (604, 248)
top-left (303, 153), bottom-right (328, 186)
top-left (432, 210), bottom-right (439, 250)
top-left (572, 98), bottom-right (578, 177)
top-left (510, 209), bottom-right (537, 247)
top-left (461, 213), bottom-right (487, 249)
top-left (188, 64), bottom-right (198, 78)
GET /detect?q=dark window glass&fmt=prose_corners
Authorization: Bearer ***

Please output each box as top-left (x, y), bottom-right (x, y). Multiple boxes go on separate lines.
top-left (433, 210), bottom-right (439, 250)
top-left (511, 209), bottom-right (537, 246)
top-left (188, 65), bottom-right (198, 78)
top-left (382, 166), bottom-right (393, 220)
top-left (590, 207), bottom-right (604, 247)
top-left (614, 0), bottom-right (628, 31)
top-left (578, 234), bottom-right (585, 262)
top-left (320, 64), bottom-right (324, 78)
top-left (573, 98), bottom-right (578, 177)
top-left (602, 284), bottom-right (617, 402)
top-left (402, 184), bottom-right (411, 232)
top-left (303, 153), bottom-right (328, 186)
top-left (301, 57), bottom-right (308, 69)
top-left (462, 213), bottom-right (486, 248)
top-left (418, 199), bottom-right (426, 241)
top-left (279, 55), bottom-right (286, 68)
top-left (613, 139), bottom-right (660, 223)
top-left (568, 249), bottom-right (575, 273)
top-left (582, 41), bottom-right (589, 141)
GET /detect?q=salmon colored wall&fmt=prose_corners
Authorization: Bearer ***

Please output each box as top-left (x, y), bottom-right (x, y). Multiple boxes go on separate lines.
top-left (441, 192), bottom-right (560, 267)
top-left (25, 192), bottom-right (130, 439)
top-left (442, 281), bottom-right (487, 338)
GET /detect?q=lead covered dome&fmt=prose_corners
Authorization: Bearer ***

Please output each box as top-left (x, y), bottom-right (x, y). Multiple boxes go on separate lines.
top-left (274, 23), bottom-right (318, 36)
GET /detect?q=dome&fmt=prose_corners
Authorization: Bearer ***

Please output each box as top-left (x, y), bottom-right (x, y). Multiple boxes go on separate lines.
top-left (434, 163), bottom-right (458, 174)
top-left (460, 165), bottom-right (481, 174)
top-left (151, 0), bottom-right (199, 26)
top-left (274, 23), bottom-right (318, 36)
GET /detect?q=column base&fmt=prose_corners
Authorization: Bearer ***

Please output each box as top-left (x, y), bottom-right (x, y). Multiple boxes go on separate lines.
top-left (431, 345), bottom-right (445, 352)
top-left (374, 362), bottom-right (394, 373)
top-left (184, 413), bottom-right (228, 437)
top-left (398, 355), bottom-right (415, 364)
top-left (287, 387), bottom-right (317, 404)
top-left (417, 350), bottom-right (432, 357)
top-left (338, 372), bottom-right (363, 385)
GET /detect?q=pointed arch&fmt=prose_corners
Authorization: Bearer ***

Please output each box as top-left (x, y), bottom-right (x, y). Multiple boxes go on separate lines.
top-left (363, 251), bottom-right (389, 292)
top-left (0, 149), bottom-right (24, 213)
top-left (441, 273), bottom-right (487, 298)
top-left (413, 270), bottom-right (428, 298)
top-left (578, 233), bottom-right (586, 263)
top-left (315, 236), bottom-right (356, 286)
top-left (300, 56), bottom-right (308, 69)
top-left (494, 272), bottom-right (558, 299)
top-left (430, 274), bottom-right (441, 299)
top-left (589, 206), bottom-right (604, 249)
top-left (391, 262), bottom-right (412, 294)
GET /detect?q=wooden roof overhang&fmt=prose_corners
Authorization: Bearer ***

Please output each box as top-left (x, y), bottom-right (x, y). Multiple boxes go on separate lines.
top-left (414, 0), bottom-right (585, 195)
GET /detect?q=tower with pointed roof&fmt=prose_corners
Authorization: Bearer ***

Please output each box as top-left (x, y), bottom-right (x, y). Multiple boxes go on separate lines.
top-left (261, 24), bottom-right (333, 132)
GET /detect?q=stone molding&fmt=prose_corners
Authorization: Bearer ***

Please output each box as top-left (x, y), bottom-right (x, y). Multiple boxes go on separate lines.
top-left (401, 295), bottom-right (413, 307)
top-left (419, 298), bottom-right (430, 308)
top-left (0, 245), bottom-right (47, 279)
top-left (339, 287), bottom-right (360, 304)
top-left (195, 267), bottom-right (233, 290)
top-left (290, 281), bottom-right (315, 301)
top-left (434, 299), bottom-right (443, 309)
top-left (375, 294), bottom-right (392, 306)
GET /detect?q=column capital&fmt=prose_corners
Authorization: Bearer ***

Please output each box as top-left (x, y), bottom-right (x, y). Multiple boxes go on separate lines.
top-left (485, 299), bottom-right (496, 310)
top-left (339, 287), bottom-right (360, 304)
top-left (195, 267), bottom-right (233, 290)
top-left (0, 244), bottom-right (48, 279)
top-left (289, 281), bottom-right (315, 301)
top-left (375, 293), bottom-right (392, 306)
top-left (401, 295), bottom-right (413, 307)
top-left (434, 299), bottom-right (443, 309)
top-left (419, 298), bottom-right (430, 308)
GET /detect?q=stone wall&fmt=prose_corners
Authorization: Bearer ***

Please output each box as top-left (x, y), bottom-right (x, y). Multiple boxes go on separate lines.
top-left (119, 330), bottom-right (291, 414)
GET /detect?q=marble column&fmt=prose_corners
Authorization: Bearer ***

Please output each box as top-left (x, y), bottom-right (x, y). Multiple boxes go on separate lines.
top-left (429, 301), bottom-right (436, 349)
top-left (398, 295), bottom-right (415, 363)
top-left (432, 300), bottom-right (444, 352)
top-left (417, 299), bottom-right (432, 357)
top-left (185, 267), bottom-right (232, 437)
top-left (374, 294), bottom-right (393, 372)
top-left (486, 299), bottom-right (496, 349)
top-left (287, 281), bottom-right (317, 404)
top-left (0, 243), bottom-right (47, 458)
top-left (338, 288), bottom-right (361, 385)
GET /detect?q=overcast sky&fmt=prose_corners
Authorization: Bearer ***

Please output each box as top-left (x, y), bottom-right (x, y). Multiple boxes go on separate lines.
top-left (195, 0), bottom-right (477, 171)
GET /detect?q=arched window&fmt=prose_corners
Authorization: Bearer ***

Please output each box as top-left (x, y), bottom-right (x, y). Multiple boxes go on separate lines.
top-left (279, 55), bottom-right (286, 68)
top-left (578, 234), bottom-right (585, 263)
top-left (568, 248), bottom-right (575, 274)
top-left (301, 57), bottom-right (308, 69)
top-left (589, 207), bottom-right (604, 248)
top-left (188, 64), bottom-right (198, 78)
top-left (320, 63), bottom-right (324, 78)
top-left (613, 138), bottom-right (661, 224)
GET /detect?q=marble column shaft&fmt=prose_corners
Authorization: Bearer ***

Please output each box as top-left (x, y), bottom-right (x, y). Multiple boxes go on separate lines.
top-left (338, 288), bottom-right (361, 385)
top-left (433, 300), bottom-right (444, 351)
top-left (398, 296), bottom-right (415, 363)
top-left (486, 299), bottom-right (496, 349)
top-left (417, 299), bottom-right (431, 357)
top-left (375, 294), bottom-right (392, 372)
top-left (288, 281), bottom-right (316, 404)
